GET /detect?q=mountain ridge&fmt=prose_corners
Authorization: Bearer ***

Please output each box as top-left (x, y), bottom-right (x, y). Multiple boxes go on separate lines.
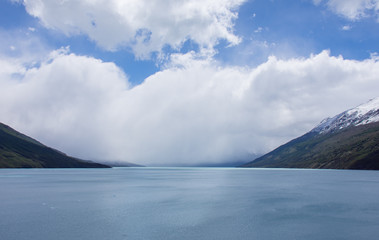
top-left (312, 97), bottom-right (379, 134)
top-left (241, 98), bottom-right (379, 170)
top-left (0, 122), bottom-right (111, 168)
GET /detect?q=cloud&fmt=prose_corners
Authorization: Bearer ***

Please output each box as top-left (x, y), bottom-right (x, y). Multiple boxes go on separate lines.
top-left (254, 27), bottom-right (263, 33)
top-left (314, 0), bottom-right (379, 21)
top-left (341, 25), bottom-right (352, 30)
top-left (0, 28), bottom-right (50, 61)
top-left (1, 50), bottom-right (379, 166)
top-left (0, 48), bottom-right (130, 159)
top-left (17, 0), bottom-right (245, 59)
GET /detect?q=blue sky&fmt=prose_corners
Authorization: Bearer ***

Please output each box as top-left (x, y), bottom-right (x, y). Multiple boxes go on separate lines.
top-left (0, 1), bottom-right (160, 84)
top-left (1, 0), bottom-right (379, 166)
top-left (2, 0), bottom-right (379, 83)
top-left (225, 0), bottom-right (379, 63)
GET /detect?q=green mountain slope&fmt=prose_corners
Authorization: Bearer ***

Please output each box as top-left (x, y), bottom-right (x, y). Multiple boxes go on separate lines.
top-left (241, 122), bottom-right (379, 170)
top-left (0, 122), bottom-right (110, 168)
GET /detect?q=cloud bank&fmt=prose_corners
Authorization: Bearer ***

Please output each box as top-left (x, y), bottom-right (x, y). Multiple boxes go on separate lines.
top-left (16, 0), bottom-right (245, 58)
top-left (1, 50), bottom-right (379, 166)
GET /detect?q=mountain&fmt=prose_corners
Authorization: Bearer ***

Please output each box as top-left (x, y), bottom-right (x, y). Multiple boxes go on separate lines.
top-left (312, 97), bottom-right (379, 134)
top-left (241, 98), bottom-right (379, 170)
top-left (0, 122), bottom-right (110, 168)
top-left (105, 161), bottom-right (144, 167)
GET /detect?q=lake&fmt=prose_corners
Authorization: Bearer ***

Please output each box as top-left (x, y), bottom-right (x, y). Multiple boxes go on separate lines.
top-left (1, 167), bottom-right (379, 240)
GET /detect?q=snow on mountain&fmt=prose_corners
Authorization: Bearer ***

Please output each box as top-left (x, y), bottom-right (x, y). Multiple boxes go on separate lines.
top-left (312, 97), bottom-right (379, 134)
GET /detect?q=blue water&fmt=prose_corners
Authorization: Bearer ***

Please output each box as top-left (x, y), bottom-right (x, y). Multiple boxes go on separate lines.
top-left (0, 167), bottom-right (379, 240)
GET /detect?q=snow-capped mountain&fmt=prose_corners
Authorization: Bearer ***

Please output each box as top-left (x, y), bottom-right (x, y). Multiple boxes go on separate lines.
top-left (242, 97), bottom-right (379, 170)
top-left (312, 97), bottom-right (379, 134)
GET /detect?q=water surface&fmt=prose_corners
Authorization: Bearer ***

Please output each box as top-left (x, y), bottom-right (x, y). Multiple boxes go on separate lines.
top-left (1, 167), bottom-right (378, 240)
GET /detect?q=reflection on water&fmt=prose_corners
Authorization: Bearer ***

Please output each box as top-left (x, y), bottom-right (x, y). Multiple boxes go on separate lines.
top-left (1, 167), bottom-right (379, 240)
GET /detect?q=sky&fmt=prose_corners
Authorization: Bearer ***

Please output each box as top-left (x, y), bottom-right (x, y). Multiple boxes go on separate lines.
top-left (1, 0), bottom-right (379, 166)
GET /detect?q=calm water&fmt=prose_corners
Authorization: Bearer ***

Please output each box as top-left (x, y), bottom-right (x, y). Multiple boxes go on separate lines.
top-left (1, 167), bottom-right (379, 240)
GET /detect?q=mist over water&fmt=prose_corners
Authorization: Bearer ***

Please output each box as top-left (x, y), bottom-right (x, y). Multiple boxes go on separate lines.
top-left (1, 168), bottom-right (379, 240)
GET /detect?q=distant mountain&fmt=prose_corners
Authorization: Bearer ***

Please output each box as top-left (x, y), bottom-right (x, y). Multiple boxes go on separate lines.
top-left (241, 98), bottom-right (379, 170)
top-left (106, 161), bottom-right (144, 167)
top-left (0, 122), bottom-right (110, 168)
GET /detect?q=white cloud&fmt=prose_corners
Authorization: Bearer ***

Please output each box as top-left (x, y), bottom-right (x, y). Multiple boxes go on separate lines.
top-left (314, 0), bottom-right (379, 21)
top-left (0, 28), bottom-right (50, 63)
top-left (0, 49), bottom-right (130, 160)
top-left (254, 27), bottom-right (263, 33)
top-left (1, 50), bottom-right (379, 166)
top-left (342, 25), bottom-right (352, 30)
top-left (18, 0), bottom-right (245, 59)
